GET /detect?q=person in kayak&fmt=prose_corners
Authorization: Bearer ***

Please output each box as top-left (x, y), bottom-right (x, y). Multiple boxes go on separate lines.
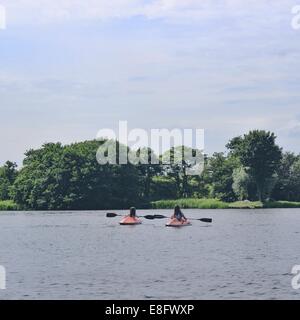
top-left (171, 205), bottom-right (187, 222)
top-left (129, 207), bottom-right (136, 218)
top-left (119, 206), bottom-right (141, 225)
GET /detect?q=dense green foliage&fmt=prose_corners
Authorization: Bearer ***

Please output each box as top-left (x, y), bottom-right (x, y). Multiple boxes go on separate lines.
top-left (232, 167), bottom-right (251, 201)
top-left (271, 152), bottom-right (300, 201)
top-left (10, 141), bottom-right (143, 210)
top-left (0, 161), bottom-right (18, 200)
top-left (1, 130), bottom-right (300, 210)
top-left (206, 152), bottom-right (238, 202)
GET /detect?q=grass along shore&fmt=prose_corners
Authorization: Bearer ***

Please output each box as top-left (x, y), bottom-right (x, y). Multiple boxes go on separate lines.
top-left (151, 199), bottom-right (300, 209)
top-left (0, 200), bottom-right (19, 211)
top-left (1, 199), bottom-right (300, 211)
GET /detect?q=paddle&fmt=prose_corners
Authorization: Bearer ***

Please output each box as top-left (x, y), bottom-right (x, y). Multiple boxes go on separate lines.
top-left (106, 212), bottom-right (155, 220)
top-left (189, 218), bottom-right (212, 223)
top-left (145, 214), bottom-right (212, 223)
top-left (106, 212), bottom-right (121, 217)
top-left (106, 212), bottom-right (212, 223)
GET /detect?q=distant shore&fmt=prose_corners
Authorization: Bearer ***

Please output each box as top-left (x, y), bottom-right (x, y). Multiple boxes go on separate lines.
top-left (1, 198), bottom-right (300, 211)
top-left (151, 199), bottom-right (300, 209)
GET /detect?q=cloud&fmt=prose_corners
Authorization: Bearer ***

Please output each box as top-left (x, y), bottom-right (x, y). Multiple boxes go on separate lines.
top-left (1, 0), bottom-right (300, 164)
top-left (1, 0), bottom-right (295, 25)
top-left (279, 115), bottom-right (300, 137)
top-left (2, 0), bottom-right (141, 24)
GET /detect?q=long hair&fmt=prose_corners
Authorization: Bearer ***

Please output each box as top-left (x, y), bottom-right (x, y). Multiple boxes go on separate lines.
top-left (130, 207), bottom-right (136, 217)
top-left (174, 205), bottom-right (181, 215)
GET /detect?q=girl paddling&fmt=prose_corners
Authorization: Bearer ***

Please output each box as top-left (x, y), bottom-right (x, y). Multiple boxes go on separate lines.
top-left (166, 205), bottom-right (190, 227)
top-left (171, 205), bottom-right (187, 222)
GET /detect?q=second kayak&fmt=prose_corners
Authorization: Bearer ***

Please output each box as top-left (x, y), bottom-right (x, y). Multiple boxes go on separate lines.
top-left (166, 218), bottom-right (191, 227)
top-left (119, 216), bottom-right (142, 225)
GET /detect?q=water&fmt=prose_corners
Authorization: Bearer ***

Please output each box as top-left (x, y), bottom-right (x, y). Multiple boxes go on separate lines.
top-left (0, 209), bottom-right (300, 300)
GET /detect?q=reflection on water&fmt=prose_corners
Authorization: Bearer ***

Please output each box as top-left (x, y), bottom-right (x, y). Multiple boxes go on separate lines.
top-left (0, 209), bottom-right (300, 299)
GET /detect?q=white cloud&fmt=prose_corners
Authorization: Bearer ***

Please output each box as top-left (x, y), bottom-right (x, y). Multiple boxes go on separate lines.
top-left (1, 0), bottom-right (296, 25)
top-left (2, 0), bottom-right (141, 23)
top-left (1, 0), bottom-right (300, 163)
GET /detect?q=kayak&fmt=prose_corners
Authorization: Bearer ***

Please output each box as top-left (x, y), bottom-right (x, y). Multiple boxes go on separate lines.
top-left (119, 216), bottom-right (142, 225)
top-left (166, 218), bottom-right (191, 227)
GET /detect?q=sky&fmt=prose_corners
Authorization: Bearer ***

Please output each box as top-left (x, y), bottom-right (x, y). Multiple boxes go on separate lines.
top-left (0, 0), bottom-right (300, 165)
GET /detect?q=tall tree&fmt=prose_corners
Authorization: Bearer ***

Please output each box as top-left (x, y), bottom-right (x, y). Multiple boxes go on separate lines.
top-left (227, 130), bottom-right (282, 201)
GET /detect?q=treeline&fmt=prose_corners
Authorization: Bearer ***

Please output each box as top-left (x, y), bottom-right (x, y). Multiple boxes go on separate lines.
top-left (1, 130), bottom-right (300, 210)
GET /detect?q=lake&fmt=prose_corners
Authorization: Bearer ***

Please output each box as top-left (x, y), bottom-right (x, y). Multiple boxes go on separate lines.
top-left (0, 209), bottom-right (300, 299)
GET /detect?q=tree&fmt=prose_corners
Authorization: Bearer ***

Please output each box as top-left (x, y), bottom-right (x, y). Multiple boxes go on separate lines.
top-left (227, 130), bottom-right (282, 201)
top-left (272, 153), bottom-right (300, 201)
top-left (189, 155), bottom-right (211, 198)
top-left (150, 176), bottom-right (178, 200)
top-left (132, 147), bottom-right (161, 201)
top-left (232, 167), bottom-right (251, 201)
top-left (291, 159), bottom-right (300, 201)
top-left (207, 152), bottom-right (238, 202)
top-left (11, 141), bottom-right (143, 210)
top-left (161, 146), bottom-right (204, 198)
top-left (0, 161), bottom-right (18, 200)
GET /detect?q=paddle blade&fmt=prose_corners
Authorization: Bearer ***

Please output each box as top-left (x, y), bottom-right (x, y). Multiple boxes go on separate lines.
top-left (143, 215), bottom-right (155, 220)
top-left (153, 214), bottom-right (168, 219)
top-left (106, 212), bottom-right (118, 218)
top-left (199, 218), bottom-right (212, 223)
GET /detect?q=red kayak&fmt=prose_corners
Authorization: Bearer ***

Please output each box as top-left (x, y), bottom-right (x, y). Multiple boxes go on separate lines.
top-left (119, 216), bottom-right (142, 225)
top-left (166, 218), bottom-right (191, 227)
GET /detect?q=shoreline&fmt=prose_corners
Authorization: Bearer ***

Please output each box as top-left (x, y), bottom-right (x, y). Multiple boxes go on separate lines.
top-left (151, 199), bottom-right (300, 209)
top-left (1, 199), bottom-right (300, 211)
